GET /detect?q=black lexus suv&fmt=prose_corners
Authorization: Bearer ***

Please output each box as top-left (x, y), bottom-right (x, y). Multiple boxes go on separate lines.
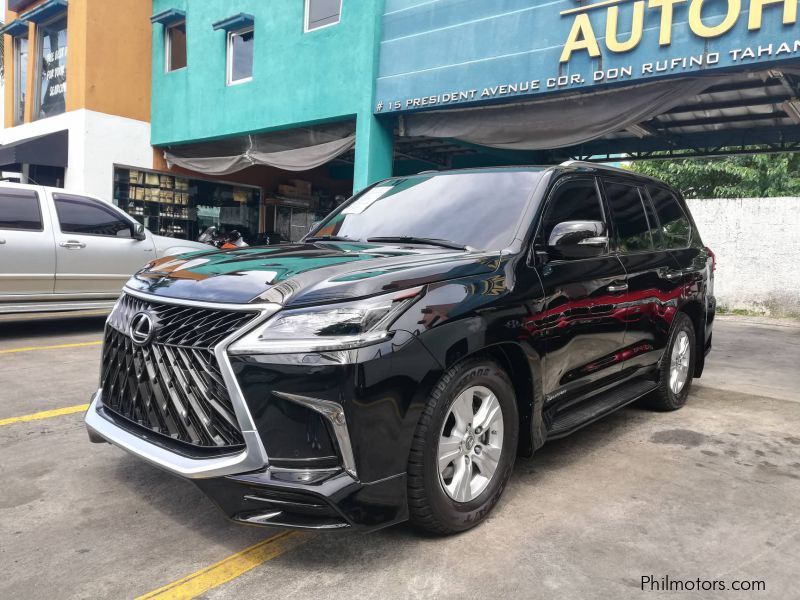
top-left (86, 163), bottom-right (715, 534)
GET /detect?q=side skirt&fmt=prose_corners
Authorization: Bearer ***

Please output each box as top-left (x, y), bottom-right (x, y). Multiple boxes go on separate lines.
top-left (546, 378), bottom-right (658, 440)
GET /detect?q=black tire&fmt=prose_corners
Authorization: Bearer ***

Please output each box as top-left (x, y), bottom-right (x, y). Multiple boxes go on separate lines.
top-left (407, 356), bottom-right (519, 535)
top-left (646, 312), bottom-right (696, 411)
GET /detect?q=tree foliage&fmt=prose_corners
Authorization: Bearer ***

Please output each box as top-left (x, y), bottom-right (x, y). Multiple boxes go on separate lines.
top-left (627, 153), bottom-right (800, 199)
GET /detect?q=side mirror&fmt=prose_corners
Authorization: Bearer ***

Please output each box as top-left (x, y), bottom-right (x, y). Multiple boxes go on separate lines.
top-left (547, 220), bottom-right (608, 259)
top-left (133, 223), bottom-right (147, 241)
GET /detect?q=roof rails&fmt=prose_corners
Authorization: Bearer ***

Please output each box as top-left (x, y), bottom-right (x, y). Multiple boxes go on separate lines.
top-left (559, 160), bottom-right (633, 176)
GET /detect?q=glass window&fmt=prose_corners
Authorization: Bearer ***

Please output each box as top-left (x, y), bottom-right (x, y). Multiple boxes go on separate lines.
top-left (305, 0), bottom-right (342, 31)
top-left (604, 181), bottom-right (653, 253)
top-left (540, 178), bottom-right (605, 250)
top-left (166, 21), bottom-right (187, 71)
top-left (54, 194), bottom-right (133, 238)
top-left (227, 28), bottom-right (253, 84)
top-left (314, 171), bottom-right (545, 252)
top-left (0, 190), bottom-right (43, 231)
top-left (35, 15), bottom-right (68, 120)
top-left (14, 35), bottom-right (28, 125)
top-left (648, 186), bottom-right (692, 249)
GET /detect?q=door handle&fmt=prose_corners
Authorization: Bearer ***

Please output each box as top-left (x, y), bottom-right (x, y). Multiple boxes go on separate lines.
top-left (0, 239), bottom-right (6, 245)
top-left (661, 270), bottom-right (683, 280)
top-left (59, 240), bottom-right (87, 249)
top-left (607, 283), bottom-right (628, 293)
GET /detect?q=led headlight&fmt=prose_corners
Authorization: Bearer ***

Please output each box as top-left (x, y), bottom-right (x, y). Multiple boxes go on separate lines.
top-left (229, 287), bottom-right (423, 355)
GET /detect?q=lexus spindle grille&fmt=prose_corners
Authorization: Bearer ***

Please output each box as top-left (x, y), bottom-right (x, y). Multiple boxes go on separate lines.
top-left (101, 293), bottom-right (258, 454)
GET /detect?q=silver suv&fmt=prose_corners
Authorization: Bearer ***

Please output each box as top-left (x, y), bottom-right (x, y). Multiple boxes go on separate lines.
top-left (0, 183), bottom-right (206, 314)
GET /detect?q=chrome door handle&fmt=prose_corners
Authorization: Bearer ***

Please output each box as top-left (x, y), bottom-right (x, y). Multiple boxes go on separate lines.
top-left (59, 240), bottom-right (87, 249)
top-left (607, 283), bottom-right (628, 293)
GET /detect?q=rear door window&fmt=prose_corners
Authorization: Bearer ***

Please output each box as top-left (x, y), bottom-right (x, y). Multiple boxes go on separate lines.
top-left (647, 186), bottom-right (692, 249)
top-left (0, 189), bottom-right (43, 231)
top-left (54, 194), bottom-right (133, 238)
top-left (603, 181), bottom-right (654, 253)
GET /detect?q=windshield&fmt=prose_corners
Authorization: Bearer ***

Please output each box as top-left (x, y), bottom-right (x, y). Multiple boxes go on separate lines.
top-left (309, 170), bottom-right (545, 251)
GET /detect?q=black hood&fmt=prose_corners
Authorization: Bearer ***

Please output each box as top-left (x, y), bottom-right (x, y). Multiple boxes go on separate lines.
top-left (126, 242), bottom-right (504, 306)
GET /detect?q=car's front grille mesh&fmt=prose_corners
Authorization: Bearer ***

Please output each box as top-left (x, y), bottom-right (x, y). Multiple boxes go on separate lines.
top-left (101, 294), bottom-right (258, 451)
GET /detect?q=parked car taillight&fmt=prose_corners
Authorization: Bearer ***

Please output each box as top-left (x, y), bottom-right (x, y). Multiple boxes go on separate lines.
top-left (705, 247), bottom-right (716, 271)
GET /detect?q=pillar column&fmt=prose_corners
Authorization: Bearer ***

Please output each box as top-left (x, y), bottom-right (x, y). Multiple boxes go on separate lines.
top-left (353, 112), bottom-right (394, 193)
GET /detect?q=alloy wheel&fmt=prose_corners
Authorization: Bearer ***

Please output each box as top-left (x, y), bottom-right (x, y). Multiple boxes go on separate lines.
top-left (670, 331), bottom-right (691, 395)
top-left (437, 385), bottom-right (505, 503)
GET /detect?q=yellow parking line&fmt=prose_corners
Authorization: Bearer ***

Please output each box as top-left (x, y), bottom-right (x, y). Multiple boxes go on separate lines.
top-left (0, 310), bottom-right (110, 322)
top-left (0, 404), bottom-right (89, 427)
top-left (0, 341), bottom-right (102, 355)
top-left (137, 532), bottom-right (312, 600)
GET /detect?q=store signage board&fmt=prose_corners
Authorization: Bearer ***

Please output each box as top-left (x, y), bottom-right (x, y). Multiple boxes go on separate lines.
top-left (375, 0), bottom-right (800, 114)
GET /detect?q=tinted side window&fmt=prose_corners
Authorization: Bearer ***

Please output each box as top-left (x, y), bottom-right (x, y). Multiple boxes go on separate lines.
top-left (54, 195), bottom-right (132, 238)
top-left (604, 181), bottom-right (653, 253)
top-left (648, 186), bottom-right (692, 248)
top-left (0, 190), bottom-right (43, 231)
top-left (541, 178), bottom-right (604, 240)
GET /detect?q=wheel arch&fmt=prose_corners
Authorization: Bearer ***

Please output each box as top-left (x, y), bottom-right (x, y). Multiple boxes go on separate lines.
top-left (434, 341), bottom-right (544, 458)
top-left (678, 299), bottom-right (706, 377)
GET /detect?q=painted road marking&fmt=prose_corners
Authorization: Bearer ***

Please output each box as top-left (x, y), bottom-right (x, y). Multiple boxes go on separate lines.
top-left (137, 531), bottom-right (312, 600)
top-left (0, 310), bottom-right (110, 322)
top-left (0, 404), bottom-right (90, 427)
top-left (0, 341), bottom-right (102, 355)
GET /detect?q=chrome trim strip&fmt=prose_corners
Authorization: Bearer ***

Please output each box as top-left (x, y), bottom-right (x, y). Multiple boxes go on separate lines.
top-left (86, 389), bottom-right (268, 479)
top-left (272, 391), bottom-right (359, 481)
top-left (123, 286), bottom-right (280, 312)
top-left (243, 495), bottom-right (326, 509)
top-left (236, 511), bottom-right (350, 529)
top-left (87, 288), bottom-right (283, 479)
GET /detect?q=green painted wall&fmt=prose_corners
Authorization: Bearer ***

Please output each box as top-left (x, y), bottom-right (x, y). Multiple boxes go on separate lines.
top-left (150, 0), bottom-right (393, 190)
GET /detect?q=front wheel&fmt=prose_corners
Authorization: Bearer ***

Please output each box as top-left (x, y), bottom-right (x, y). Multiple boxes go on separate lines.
top-left (407, 357), bottom-right (519, 534)
top-left (646, 312), bottom-right (696, 411)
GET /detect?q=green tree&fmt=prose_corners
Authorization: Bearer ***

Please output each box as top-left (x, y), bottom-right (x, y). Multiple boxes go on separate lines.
top-left (628, 153), bottom-right (800, 199)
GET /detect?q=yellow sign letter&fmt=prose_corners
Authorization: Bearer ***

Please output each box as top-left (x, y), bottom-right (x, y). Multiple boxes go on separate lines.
top-left (560, 14), bottom-right (602, 63)
top-left (689, 0), bottom-right (741, 38)
top-left (648, 0), bottom-right (688, 46)
top-left (607, 1), bottom-right (646, 53)
top-left (748, 0), bottom-right (798, 30)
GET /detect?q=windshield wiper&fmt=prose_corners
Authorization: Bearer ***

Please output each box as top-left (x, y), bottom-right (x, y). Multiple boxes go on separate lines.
top-left (366, 236), bottom-right (469, 251)
top-left (305, 235), bottom-right (358, 243)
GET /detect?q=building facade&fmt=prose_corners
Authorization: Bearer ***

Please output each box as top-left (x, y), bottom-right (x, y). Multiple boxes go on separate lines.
top-left (3, 0), bottom-right (797, 246)
top-left (146, 0), bottom-right (392, 243)
top-left (1, 0), bottom-right (154, 200)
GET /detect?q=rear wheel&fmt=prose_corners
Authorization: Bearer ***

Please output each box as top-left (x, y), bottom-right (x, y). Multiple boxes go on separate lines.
top-left (407, 357), bottom-right (518, 534)
top-left (647, 312), bottom-right (695, 411)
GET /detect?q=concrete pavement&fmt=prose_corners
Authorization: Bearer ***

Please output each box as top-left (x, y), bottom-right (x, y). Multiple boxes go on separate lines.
top-left (0, 314), bottom-right (798, 599)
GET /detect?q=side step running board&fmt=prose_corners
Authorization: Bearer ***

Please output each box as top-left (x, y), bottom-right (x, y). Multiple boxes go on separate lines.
top-left (548, 379), bottom-right (658, 439)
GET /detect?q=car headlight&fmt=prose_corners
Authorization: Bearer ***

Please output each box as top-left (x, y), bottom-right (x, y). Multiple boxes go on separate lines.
top-left (229, 287), bottom-right (423, 355)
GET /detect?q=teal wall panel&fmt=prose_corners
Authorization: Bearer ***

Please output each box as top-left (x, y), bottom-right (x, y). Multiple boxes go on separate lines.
top-left (150, 0), bottom-right (384, 146)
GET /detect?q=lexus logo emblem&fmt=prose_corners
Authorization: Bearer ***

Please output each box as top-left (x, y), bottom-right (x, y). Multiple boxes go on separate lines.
top-left (129, 312), bottom-right (156, 346)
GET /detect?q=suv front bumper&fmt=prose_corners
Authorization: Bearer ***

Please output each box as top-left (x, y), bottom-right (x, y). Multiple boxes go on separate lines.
top-left (86, 389), bottom-right (408, 530)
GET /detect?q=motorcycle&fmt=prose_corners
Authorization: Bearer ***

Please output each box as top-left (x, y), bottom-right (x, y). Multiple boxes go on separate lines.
top-left (198, 226), bottom-right (249, 249)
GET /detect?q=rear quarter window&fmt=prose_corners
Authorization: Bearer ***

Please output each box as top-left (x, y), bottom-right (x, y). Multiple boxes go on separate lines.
top-left (647, 186), bottom-right (692, 249)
